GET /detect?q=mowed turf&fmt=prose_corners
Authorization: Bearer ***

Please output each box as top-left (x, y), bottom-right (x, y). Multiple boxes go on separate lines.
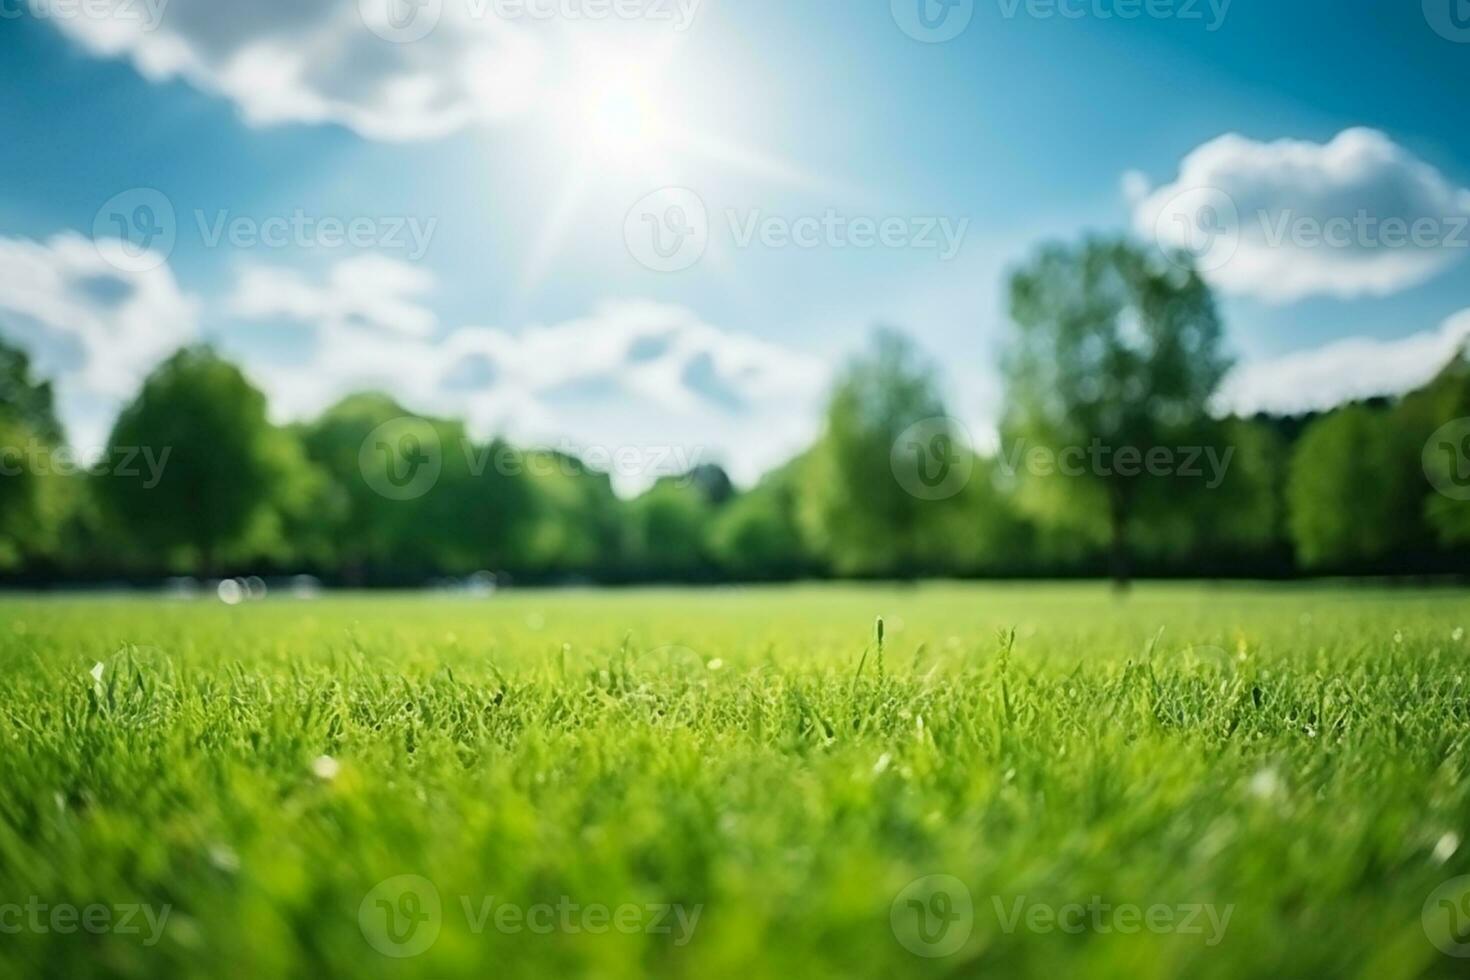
top-left (1, 584), bottom-right (1468, 979)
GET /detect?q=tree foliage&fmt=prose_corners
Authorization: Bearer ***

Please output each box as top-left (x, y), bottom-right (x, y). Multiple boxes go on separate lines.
top-left (1002, 238), bottom-right (1231, 583)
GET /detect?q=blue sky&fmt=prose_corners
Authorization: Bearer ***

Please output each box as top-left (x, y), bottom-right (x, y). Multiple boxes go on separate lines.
top-left (2, 0), bottom-right (1469, 487)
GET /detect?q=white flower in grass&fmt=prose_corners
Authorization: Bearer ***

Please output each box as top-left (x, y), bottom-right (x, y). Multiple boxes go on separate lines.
top-left (1247, 768), bottom-right (1283, 800)
top-left (1433, 832), bottom-right (1461, 866)
top-left (311, 755), bottom-right (341, 781)
top-left (208, 844), bottom-right (241, 874)
top-left (705, 658), bottom-right (724, 671)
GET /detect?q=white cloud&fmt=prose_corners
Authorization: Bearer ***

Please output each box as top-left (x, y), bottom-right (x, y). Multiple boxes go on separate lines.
top-left (1133, 128), bottom-right (1470, 303)
top-left (1215, 308), bottom-right (1470, 416)
top-left (223, 257), bottom-right (827, 490)
top-left (229, 255), bottom-right (438, 337)
top-left (46, 0), bottom-right (544, 141)
top-left (0, 232), bottom-right (199, 448)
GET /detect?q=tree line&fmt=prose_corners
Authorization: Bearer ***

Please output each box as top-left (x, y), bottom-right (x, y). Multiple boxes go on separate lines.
top-left (1, 237), bottom-right (1467, 586)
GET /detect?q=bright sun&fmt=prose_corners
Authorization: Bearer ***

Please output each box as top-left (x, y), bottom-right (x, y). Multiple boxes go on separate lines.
top-left (518, 40), bottom-right (814, 293)
top-left (548, 55), bottom-right (676, 174)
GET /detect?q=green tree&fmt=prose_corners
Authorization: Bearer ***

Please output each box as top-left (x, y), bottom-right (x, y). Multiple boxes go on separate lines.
top-left (0, 337), bottom-right (69, 567)
top-left (0, 337), bottom-right (61, 444)
top-left (520, 450), bottom-right (623, 575)
top-left (1002, 237), bottom-right (1230, 585)
top-left (94, 347), bottom-right (286, 574)
top-left (301, 395), bottom-right (535, 580)
top-left (626, 478), bottom-right (713, 578)
top-left (1398, 353), bottom-right (1470, 548)
top-left (298, 393), bottom-right (412, 578)
top-left (418, 435), bottom-right (536, 575)
top-left (1286, 404), bottom-right (1424, 568)
top-left (798, 329), bottom-right (961, 576)
top-left (708, 460), bottom-right (813, 578)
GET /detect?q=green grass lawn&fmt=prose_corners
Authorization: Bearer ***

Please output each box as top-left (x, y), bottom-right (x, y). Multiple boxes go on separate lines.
top-left (2, 584), bottom-right (1469, 978)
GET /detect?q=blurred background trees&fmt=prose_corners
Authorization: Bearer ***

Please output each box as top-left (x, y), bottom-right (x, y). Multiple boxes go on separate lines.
top-left (1, 239), bottom-right (1467, 586)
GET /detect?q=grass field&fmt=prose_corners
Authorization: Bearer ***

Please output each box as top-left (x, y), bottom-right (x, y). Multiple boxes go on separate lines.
top-left (2, 584), bottom-right (1469, 978)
